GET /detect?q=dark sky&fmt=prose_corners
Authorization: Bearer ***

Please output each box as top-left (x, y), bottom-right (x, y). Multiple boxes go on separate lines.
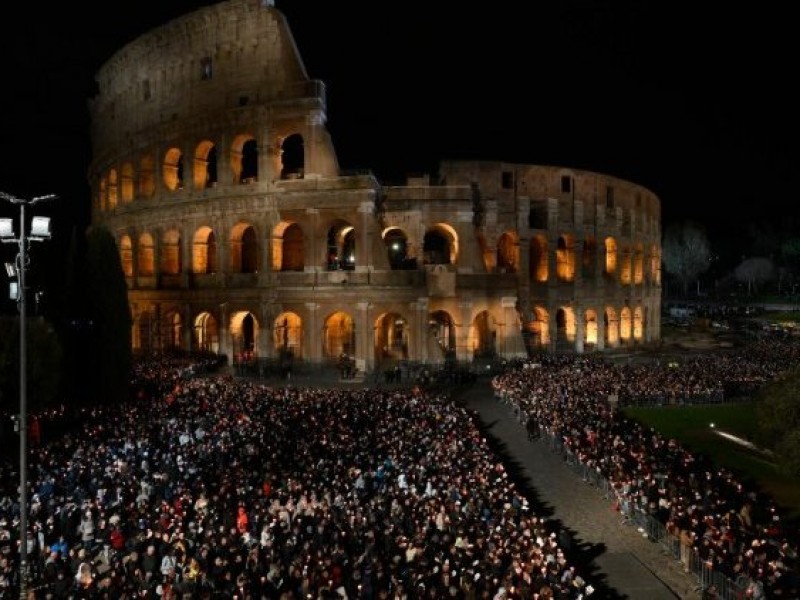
top-left (0, 1), bottom-right (796, 244)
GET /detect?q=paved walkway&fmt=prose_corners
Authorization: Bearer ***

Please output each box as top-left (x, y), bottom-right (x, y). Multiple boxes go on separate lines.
top-left (455, 380), bottom-right (703, 600)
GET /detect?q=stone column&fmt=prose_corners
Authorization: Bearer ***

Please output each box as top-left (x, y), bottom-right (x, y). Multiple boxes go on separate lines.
top-left (501, 297), bottom-right (525, 358)
top-left (356, 301), bottom-right (372, 371)
top-left (413, 298), bottom-right (429, 363)
top-left (305, 208), bottom-right (319, 273)
top-left (456, 300), bottom-right (473, 362)
top-left (357, 201), bottom-right (372, 272)
top-left (304, 302), bottom-right (320, 364)
top-left (218, 302), bottom-right (230, 359)
top-left (574, 306), bottom-right (585, 353)
top-left (182, 304), bottom-right (192, 352)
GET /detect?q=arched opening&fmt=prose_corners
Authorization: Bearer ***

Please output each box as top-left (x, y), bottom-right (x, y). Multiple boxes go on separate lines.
top-left (375, 312), bottom-right (409, 362)
top-left (471, 310), bottom-right (496, 359)
top-left (620, 306), bottom-right (632, 342)
top-left (620, 244), bottom-right (632, 285)
top-left (240, 139), bottom-right (259, 183)
top-left (555, 308), bottom-right (575, 351)
top-left (384, 228), bottom-right (412, 270)
top-left (326, 222), bottom-right (356, 271)
top-left (275, 222), bottom-right (304, 271)
top-left (230, 223), bottom-right (258, 273)
top-left (524, 307), bottom-right (550, 353)
top-left (119, 235), bottom-right (133, 277)
top-left (604, 237), bottom-right (617, 279)
top-left (423, 226), bottom-right (454, 265)
top-left (137, 233), bottom-right (155, 276)
top-left (98, 177), bottom-right (107, 213)
top-left (633, 244), bottom-right (644, 284)
top-left (633, 306), bottom-right (644, 340)
top-left (604, 307), bottom-right (619, 346)
top-left (161, 230), bottom-right (181, 275)
top-left (274, 312), bottom-right (303, 359)
top-left (529, 235), bottom-right (548, 282)
top-left (584, 309), bottom-right (598, 349)
top-left (107, 169), bottom-right (118, 209)
top-left (496, 231), bottom-right (519, 273)
top-left (193, 140), bottom-right (218, 189)
top-left (138, 154), bottom-right (156, 199)
top-left (120, 162), bottom-right (134, 203)
top-left (192, 227), bottom-right (217, 274)
top-left (280, 133), bottom-right (305, 179)
top-left (428, 310), bottom-right (456, 360)
top-left (194, 312), bottom-right (219, 353)
top-left (556, 234), bottom-right (575, 282)
top-left (323, 312), bottom-right (355, 359)
top-left (163, 310), bottom-right (182, 351)
top-left (163, 147), bottom-right (184, 191)
top-left (231, 311), bottom-right (258, 360)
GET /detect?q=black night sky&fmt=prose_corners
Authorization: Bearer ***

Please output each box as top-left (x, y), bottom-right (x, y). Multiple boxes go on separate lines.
top-left (0, 1), bottom-right (797, 262)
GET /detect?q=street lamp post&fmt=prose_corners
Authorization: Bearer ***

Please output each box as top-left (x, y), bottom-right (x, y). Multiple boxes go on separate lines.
top-left (0, 191), bottom-right (56, 600)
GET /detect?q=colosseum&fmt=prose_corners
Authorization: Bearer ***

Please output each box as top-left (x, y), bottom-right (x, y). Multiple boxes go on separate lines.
top-left (89, 0), bottom-right (661, 374)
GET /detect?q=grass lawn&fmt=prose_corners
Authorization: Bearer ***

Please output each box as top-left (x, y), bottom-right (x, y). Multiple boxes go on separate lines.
top-left (623, 403), bottom-right (800, 524)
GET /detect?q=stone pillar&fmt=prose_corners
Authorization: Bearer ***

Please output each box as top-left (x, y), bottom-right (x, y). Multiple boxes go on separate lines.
top-left (356, 301), bottom-right (372, 371)
top-left (456, 300), bottom-right (473, 362)
top-left (182, 304), bottom-right (192, 352)
top-left (305, 208), bottom-right (320, 273)
top-left (218, 302), bottom-right (230, 359)
top-left (304, 302), bottom-right (320, 363)
top-left (413, 298), bottom-right (429, 363)
top-left (574, 307), bottom-right (585, 353)
top-left (455, 211), bottom-right (483, 273)
top-left (260, 301), bottom-right (275, 359)
top-left (357, 201), bottom-right (372, 272)
top-left (501, 297), bottom-right (525, 358)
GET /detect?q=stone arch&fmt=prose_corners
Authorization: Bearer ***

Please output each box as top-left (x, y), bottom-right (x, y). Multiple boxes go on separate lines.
top-left (120, 162), bottom-right (135, 203)
top-left (229, 134), bottom-right (258, 184)
top-left (423, 223), bottom-right (458, 265)
top-left (163, 147), bottom-right (184, 191)
top-left (280, 133), bottom-right (304, 179)
top-left (649, 244), bottom-right (661, 284)
top-left (383, 227), bottom-right (412, 270)
top-left (556, 234), bottom-right (576, 282)
top-left (107, 168), bottom-right (118, 209)
top-left (98, 177), bottom-right (107, 212)
top-left (161, 229), bottom-right (181, 275)
top-left (375, 312), bottom-right (409, 362)
top-left (620, 306), bottom-right (632, 342)
top-left (633, 306), bottom-right (644, 340)
top-left (619, 243), bottom-right (632, 285)
top-left (323, 311), bottom-right (355, 359)
top-left (137, 232), bottom-right (155, 276)
top-left (273, 221), bottom-right (304, 271)
top-left (428, 310), bottom-right (456, 360)
top-left (139, 154), bottom-right (156, 199)
top-left (193, 140), bottom-right (217, 189)
top-left (555, 307), bottom-right (576, 350)
top-left (604, 307), bottom-right (619, 346)
top-left (604, 237), bottom-right (617, 278)
top-left (192, 226), bottom-right (217, 274)
top-left (496, 231), bottom-right (519, 273)
top-left (471, 309), bottom-right (497, 358)
top-left (274, 312), bottom-right (303, 359)
top-left (326, 220), bottom-right (356, 270)
top-left (194, 311), bottom-right (219, 353)
top-left (230, 222), bottom-right (259, 273)
top-left (230, 310), bottom-right (259, 358)
top-left (119, 235), bottom-right (133, 277)
top-left (527, 306), bottom-right (550, 350)
top-left (633, 243), bottom-right (644, 284)
top-left (584, 309), bottom-right (598, 349)
top-left (529, 234), bottom-right (548, 282)
top-left (162, 309), bottom-right (183, 351)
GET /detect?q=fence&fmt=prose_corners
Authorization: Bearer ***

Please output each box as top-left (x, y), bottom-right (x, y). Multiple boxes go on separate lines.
top-left (528, 417), bottom-right (752, 599)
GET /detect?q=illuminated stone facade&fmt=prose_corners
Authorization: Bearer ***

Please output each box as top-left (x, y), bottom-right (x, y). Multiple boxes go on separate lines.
top-left (89, 0), bottom-right (661, 371)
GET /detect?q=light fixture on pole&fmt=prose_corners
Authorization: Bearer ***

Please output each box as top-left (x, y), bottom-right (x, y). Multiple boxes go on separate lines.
top-left (0, 191), bottom-right (56, 600)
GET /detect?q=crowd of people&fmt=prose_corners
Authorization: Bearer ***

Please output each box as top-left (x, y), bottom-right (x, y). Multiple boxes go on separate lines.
top-left (0, 356), bottom-right (594, 599)
top-left (492, 335), bottom-right (800, 598)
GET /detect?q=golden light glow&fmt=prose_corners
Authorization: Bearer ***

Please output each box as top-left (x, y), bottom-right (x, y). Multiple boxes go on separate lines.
top-left (530, 235), bottom-right (548, 282)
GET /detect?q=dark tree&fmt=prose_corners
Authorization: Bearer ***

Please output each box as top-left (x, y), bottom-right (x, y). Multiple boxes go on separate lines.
top-left (83, 226), bottom-right (132, 406)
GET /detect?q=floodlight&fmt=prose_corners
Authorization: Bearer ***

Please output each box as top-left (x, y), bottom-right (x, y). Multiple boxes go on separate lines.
top-left (0, 218), bottom-right (14, 239)
top-left (4, 262), bottom-right (15, 278)
top-left (30, 216), bottom-right (51, 238)
top-left (9, 282), bottom-right (18, 300)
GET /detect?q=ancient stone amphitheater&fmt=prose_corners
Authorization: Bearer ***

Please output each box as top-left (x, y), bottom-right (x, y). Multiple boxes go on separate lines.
top-left (89, 0), bottom-right (661, 373)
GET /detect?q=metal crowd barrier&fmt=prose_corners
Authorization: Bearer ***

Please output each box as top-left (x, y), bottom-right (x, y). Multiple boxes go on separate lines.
top-left (533, 425), bottom-right (751, 599)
